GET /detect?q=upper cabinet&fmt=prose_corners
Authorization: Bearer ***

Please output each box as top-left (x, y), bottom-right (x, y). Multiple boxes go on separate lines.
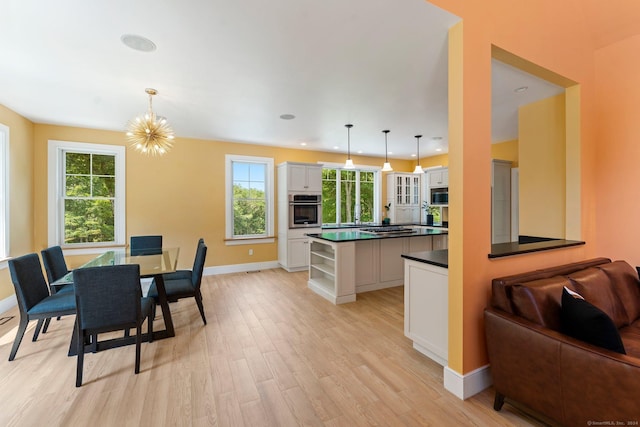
top-left (386, 173), bottom-right (421, 206)
top-left (286, 163), bottom-right (323, 193)
top-left (427, 168), bottom-right (448, 188)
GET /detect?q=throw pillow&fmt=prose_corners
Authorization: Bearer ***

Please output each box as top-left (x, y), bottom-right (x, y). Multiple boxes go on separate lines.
top-left (561, 287), bottom-right (626, 354)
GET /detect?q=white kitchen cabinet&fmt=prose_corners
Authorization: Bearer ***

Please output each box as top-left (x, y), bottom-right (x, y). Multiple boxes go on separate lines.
top-left (428, 168), bottom-right (448, 188)
top-left (404, 259), bottom-right (448, 366)
top-left (308, 238), bottom-right (356, 304)
top-left (287, 163), bottom-right (322, 193)
top-left (287, 238), bottom-right (309, 269)
top-left (386, 173), bottom-right (421, 224)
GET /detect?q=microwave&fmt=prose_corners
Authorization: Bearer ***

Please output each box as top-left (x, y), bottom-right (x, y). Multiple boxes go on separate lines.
top-left (431, 191), bottom-right (448, 205)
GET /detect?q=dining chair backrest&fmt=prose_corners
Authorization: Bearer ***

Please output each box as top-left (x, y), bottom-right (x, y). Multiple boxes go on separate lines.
top-left (130, 235), bottom-right (163, 256)
top-left (192, 238), bottom-right (205, 271)
top-left (8, 253), bottom-right (51, 312)
top-left (41, 246), bottom-right (70, 283)
top-left (191, 243), bottom-right (207, 289)
top-left (74, 264), bottom-right (142, 331)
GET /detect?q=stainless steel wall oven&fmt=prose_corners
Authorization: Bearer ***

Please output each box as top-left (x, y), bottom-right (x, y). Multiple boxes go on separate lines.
top-left (289, 194), bottom-right (322, 228)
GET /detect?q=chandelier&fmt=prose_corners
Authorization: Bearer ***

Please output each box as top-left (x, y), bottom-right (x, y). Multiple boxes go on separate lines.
top-left (126, 88), bottom-right (175, 155)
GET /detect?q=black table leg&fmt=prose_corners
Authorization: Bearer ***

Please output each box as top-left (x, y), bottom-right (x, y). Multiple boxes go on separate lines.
top-left (151, 273), bottom-right (175, 339)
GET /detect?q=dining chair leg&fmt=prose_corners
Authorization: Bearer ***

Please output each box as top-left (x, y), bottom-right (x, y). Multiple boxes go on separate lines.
top-left (148, 302), bottom-right (154, 343)
top-left (32, 319), bottom-right (45, 342)
top-left (195, 291), bottom-right (207, 325)
top-left (42, 317), bottom-right (51, 334)
top-left (135, 325), bottom-right (141, 374)
top-left (9, 317), bottom-right (29, 361)
top-left (76, 330), bottom-right (85, 387)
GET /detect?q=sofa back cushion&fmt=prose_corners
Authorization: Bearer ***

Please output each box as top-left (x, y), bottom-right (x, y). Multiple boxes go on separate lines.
top-left (510, 276), bottom-right (572, 331)
top-left (596, 261), bottom-right (640, 325)
top-left (567, 268), bottom-right (629, 328)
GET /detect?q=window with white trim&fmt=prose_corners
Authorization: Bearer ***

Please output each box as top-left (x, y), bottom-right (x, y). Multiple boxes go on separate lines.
top-left (322, 166), bottom-right (378, 224)
top-left (0, 123), bottom-right (8, 259)
top-left (48, 141), bottom-right (125, 247)
top-left (225, 155), bottom-right (274, 243)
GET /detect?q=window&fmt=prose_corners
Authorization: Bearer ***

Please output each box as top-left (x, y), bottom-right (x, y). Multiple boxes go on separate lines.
top-left (48, 141), bottom-right (125, 248)
top-left (322, 167), bottom-right (378, 224)
top-left (225, 155), bottom-right (274, 244)
top-left (0, 123), bottom-right (8, 260)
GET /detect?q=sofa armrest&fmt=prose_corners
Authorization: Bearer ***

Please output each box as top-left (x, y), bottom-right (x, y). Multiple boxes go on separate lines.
top-left (485, 309), bottom-right (565, 423)
top-left (485, 308), bottom-right (640, 425)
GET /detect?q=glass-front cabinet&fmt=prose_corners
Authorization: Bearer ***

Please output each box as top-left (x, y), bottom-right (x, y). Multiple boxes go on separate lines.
top-left (386, 172), bottom-right (421, 224)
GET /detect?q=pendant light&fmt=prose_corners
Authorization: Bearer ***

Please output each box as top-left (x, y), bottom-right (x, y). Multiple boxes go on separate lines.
top-left (381, 130), bottom-right (393, 172)
top-left (344, 124), bottom-right (354, 169)
top-left (126, 88), bottom-right (175, 156)
top-left (413, 134), bottom-right (423, 174)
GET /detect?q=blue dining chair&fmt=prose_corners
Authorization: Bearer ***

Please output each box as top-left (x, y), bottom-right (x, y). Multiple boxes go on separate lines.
top-left (148, 242), bottom-right (208, 325)
top-left (73, 264), bottom-right (154, 387)
top-left (40, 245), bottom-right (74, 334)
top-left (162, 238), bottom-right (205, 281)
top-left (130, 235), bottom-right (163, 256)
top-left (7, 253), bottom-right (76, 361)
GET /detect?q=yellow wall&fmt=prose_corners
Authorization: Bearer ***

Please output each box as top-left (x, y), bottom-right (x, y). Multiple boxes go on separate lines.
top-left (491, 139), bottom-right (518, 167)
top-left (31, 124), bottom-right (416, 271)
top-left (519, 94), bottom-right (566, 237)
top-left (0, 106), bottom-right (34, 300)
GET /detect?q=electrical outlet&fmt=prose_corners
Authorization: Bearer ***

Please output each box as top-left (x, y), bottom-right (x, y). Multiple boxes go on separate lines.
top-left (248, 249), bottom-right (253, 255)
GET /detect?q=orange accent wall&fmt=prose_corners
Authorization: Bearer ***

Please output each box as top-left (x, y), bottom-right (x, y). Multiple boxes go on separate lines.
top-left (429, 0), bottom-right (598, 375)
top-left (593, 34), bottom-right (640, 264)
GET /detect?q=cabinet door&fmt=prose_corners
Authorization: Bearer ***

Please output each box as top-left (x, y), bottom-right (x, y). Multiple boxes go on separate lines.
top-left (288, 238), bottom-right (309, 268)
top-left (288, 165), bottom-right (309, 192)
top-left (380, 238), bottom-right (407, 282)
top-left (428, 169), bottom-right (448, 188)
top-left (432, 235), bottom-right (448, 250)
top-left (305, 166), bottom-right (323, 192)
top-left (412, 176), bottom-right (421, 205)
top-left (396, 175), bottom-right (404, 205)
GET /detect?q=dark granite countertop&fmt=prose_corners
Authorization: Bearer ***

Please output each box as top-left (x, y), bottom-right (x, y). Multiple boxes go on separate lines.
top-left (322, 222), bottom-right (448, 230)
top-left (401, 250), bottom-right (448, 269)
top-left (307, 227), bottom-right (448, 243)
top-left (489, 239), bottom-right (585, 258)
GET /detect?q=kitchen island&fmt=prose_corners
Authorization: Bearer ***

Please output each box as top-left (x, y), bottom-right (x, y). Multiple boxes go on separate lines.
top-left (306, 227), bottom-right (447, 304)
top-left (401, 250), bottom-right (448, 366)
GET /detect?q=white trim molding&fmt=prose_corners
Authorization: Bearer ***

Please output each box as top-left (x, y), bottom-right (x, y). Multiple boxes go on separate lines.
top-left (444, 364), bottom-right (493, 400)
top-left (0, 294), bottom-right (17, 314)
top-left (203, 261), bottom-right (280, 276)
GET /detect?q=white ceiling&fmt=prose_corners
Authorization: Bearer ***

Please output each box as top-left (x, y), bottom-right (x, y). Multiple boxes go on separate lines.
top-left (0, 0), bottom-right (563, 160)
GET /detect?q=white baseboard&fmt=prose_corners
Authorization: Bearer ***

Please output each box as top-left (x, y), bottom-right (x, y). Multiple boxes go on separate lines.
top-left (444, 364), bottom-right (492, 400)
top-left (203, 261), bottom-right (280, 276)
top-left (0, 294), bottom-right (17, 315)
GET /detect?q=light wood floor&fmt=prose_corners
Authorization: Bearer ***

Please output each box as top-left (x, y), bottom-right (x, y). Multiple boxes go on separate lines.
top-left (0, 268), bottom-right (545, 426)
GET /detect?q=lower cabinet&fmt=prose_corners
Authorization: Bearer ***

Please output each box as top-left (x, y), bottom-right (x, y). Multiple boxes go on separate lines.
top-left (308, 238), bottom-right (356, 304)
top-left (404, 259), bottom-right (448, 366)
top-left (287, 238), bottom-right (309, 270)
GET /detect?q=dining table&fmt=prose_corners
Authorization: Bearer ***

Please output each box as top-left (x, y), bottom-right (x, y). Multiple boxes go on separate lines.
top-left (52, 247), bottom-right (180, 356)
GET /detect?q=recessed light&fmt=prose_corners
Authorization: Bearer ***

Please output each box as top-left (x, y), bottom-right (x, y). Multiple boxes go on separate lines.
top-left (121, 34), bottom-right (156, 52)
top-left (435, 148), bottom-right (442, 152)
top-left (280, 114), bottom-right (295, 120)
top-left (333, 146), bottom-right (339, 150)
top-left (411, 154), bottom-right (417, 157)
top-left (514, 86), bottom-right (528, 93)
top-left (357, 150), bottom-right (363, 154)
top-left (432, 136), bottom-right (443, 140)
top-left (300, 142), bottom-right (307, 146)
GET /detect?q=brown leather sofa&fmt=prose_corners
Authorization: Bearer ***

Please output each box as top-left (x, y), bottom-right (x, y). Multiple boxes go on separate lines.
top-left (485, 258), bottom-right (640, 426)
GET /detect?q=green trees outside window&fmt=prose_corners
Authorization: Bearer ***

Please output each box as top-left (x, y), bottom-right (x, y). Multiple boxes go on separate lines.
top-left (232, 161), bottom-right (267, 236)
top-left (64, 152), bottom-right (116, 243)
top-left (322, 168), bottom-right (375, 224)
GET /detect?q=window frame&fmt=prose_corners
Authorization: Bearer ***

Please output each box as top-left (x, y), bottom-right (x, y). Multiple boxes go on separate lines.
top-left (0, 123), bottom-right (9, 262)
top-left (225, 154), bottom-right (274, 245)
top-left (321, 162), bottom-right (382, 225)
top-left (47, 140), bottom-right (126, 250)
